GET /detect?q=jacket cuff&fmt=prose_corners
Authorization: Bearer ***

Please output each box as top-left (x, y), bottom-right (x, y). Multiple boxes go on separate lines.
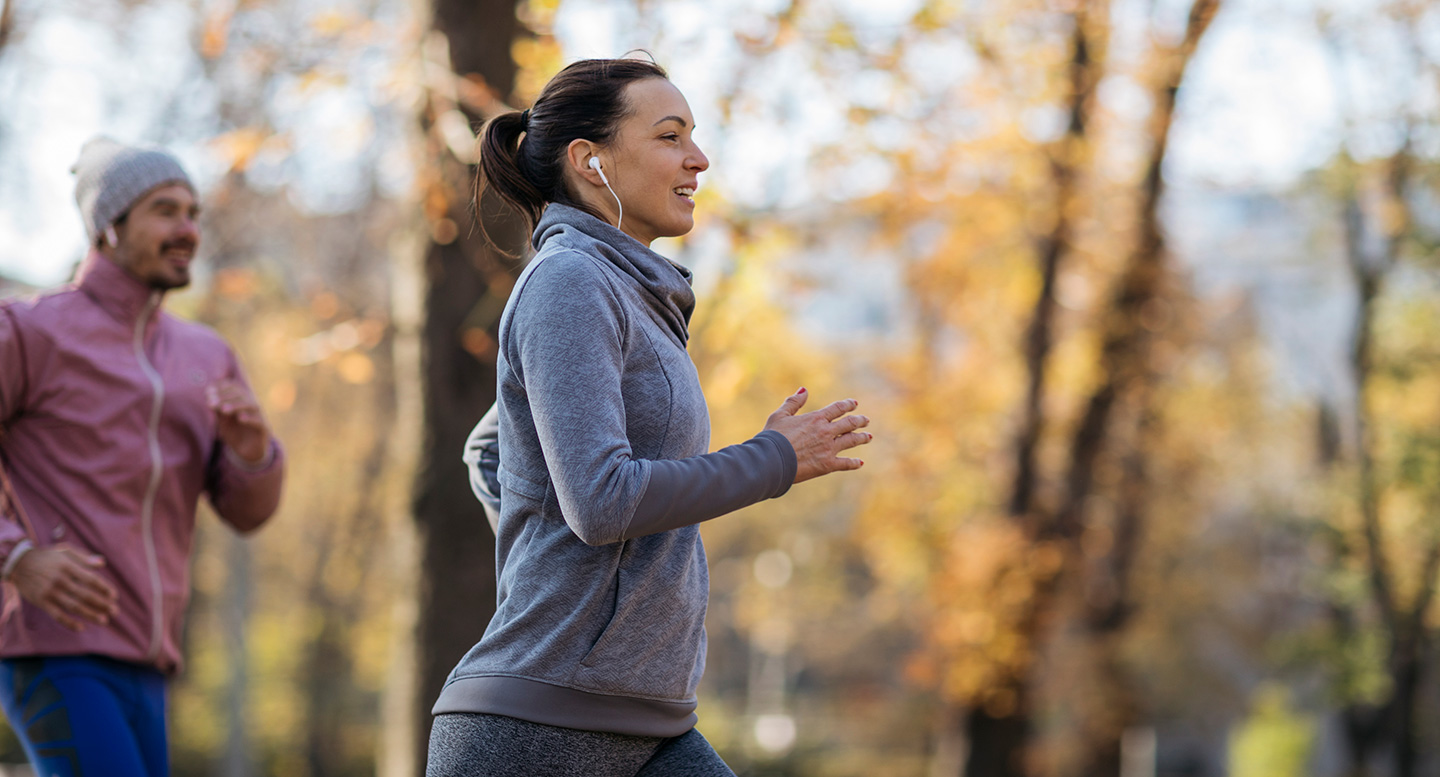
top-left (225, 438), bottom-right (279, 473)
top-left (2, 539), bottom-right (34, 580)
top-left (753, 430), bottom-right (798, 498)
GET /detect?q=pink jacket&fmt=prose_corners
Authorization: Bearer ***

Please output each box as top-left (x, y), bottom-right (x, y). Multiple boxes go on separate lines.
top-left (0, 251), bottom-right (284, 674)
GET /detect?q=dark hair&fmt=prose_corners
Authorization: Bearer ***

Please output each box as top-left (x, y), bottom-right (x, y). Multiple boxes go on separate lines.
top-left (478, 58), bottom-right (669, 234)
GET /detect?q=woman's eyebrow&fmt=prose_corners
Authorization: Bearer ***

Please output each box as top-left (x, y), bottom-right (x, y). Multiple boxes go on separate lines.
top-left (652, 115), bottom-right (688, 128)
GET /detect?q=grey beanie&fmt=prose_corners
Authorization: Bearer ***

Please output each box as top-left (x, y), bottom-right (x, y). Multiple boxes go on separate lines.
top-left (72, 136), bottom-right (195, 244)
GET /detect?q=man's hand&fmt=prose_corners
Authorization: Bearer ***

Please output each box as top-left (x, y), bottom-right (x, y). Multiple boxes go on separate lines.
top-left (208, 379), bottom-right (272, 465)
top-left (11, 545), bottom-right (118, 632)
top-left (763, 388), bottom-right (872, 484)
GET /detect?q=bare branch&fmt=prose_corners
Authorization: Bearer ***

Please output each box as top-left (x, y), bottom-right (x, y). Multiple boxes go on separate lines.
top-left (0, 0), bottom-right (15, 54)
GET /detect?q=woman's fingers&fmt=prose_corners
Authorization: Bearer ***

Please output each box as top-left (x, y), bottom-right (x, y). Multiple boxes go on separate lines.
top-left (831, 413), bottom-right (870, 435)
top-left (771, 388), bottom-right (809, 419)
top-left (764, 390), bottom-right (872, 484)
top-left (818, 398), bottom-right (859, 422)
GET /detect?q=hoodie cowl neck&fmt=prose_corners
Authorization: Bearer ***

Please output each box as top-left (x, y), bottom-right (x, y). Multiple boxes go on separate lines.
top-left (532, 203), bottom-right (696, 347)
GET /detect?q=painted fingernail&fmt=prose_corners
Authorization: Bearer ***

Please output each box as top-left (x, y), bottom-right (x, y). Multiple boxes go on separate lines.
top-left (798, 387), bottom-right (807, 394)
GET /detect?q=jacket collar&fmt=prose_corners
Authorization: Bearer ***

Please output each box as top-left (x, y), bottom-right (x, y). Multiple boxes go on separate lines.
top-left (533, 203), bottom-right (696, 346)
top-left (76, 250), bottom-right (164, 326)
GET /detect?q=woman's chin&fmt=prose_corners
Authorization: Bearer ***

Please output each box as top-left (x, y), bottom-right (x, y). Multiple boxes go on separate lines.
top-left (667, 215), bottom-right (695, 238)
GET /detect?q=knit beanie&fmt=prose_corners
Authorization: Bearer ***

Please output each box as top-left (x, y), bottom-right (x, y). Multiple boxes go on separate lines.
top-left (72, 136), bottom-right (195, 244)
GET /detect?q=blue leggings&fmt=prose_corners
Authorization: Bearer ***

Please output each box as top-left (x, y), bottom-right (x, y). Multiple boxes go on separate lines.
top-left (0, 655), bottom-right (168, 777)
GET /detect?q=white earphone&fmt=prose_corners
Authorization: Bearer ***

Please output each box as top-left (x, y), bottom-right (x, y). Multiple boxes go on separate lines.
top-left (104, 225), bottom-right (119, 248)
top-left (589, 157), bottom-right (622, 231)
top-left (588, 155), bottom-right (609, 184)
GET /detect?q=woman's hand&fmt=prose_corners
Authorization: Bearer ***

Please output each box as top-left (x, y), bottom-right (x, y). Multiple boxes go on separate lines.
top-left (763, 388), bottom-right (872, 484)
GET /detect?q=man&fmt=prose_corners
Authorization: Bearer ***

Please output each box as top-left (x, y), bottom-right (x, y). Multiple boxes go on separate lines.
top-left (0, 137), bottom-right (285, 776)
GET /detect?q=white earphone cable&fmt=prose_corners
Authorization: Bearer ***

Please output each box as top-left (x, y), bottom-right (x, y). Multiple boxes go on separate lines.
top-left (603, 179), bottom-right (623, 231)
top-left (590, 157), bottom-right (622, 231)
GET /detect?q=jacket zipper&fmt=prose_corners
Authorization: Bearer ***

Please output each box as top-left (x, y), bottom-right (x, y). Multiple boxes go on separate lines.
top-left (134, 292), bottom-right (166, 662)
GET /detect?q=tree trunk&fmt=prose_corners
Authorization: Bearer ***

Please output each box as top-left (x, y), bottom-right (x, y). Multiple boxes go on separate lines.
top-left (970, 5), bottom-right (1109, 772)
top-left (964, 702), bottom-right (1032, 777)
top-left (1333, 135), bottom-right (1437, 777)
top-left (1073, 396), bottom-right (1155, 777)
top-left (1009, 0), bottom-right (1108, 525)
top-left (1391, 639), bottom-right (1422, 777)
top-left (968, 2), bottom-right (1219, 774)
top-left (410, 1), bottom-right (528, 774)
top-left (221, 536), bottom-right (256, 777)
top-left (0, 0), bottom-right (14, 54)
top-left (1387, 530), bottom-right (1439, 777)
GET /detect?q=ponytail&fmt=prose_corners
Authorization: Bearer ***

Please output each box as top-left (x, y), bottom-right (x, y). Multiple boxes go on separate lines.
top-left (478, 110), bottom-right (546, 231)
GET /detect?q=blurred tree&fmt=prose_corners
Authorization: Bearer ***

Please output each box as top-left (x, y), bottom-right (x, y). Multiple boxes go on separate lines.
top-left (0, 0), bottom-right (14, 53)
top-left (679, 0), bottom-right (1237, 770)
top-left (983, 4), bottom-right (1113, 768)
top-left (1312, 4), bottom-right (1440, 774)
top-left (669, 0), bottom-right (1234, 770)
top-left (882, 0), bottom-right (1223, 773)
top-left (1046, 2), bottom-right (1219, 773)
top-left (408, 0), bottom-right (530, 774)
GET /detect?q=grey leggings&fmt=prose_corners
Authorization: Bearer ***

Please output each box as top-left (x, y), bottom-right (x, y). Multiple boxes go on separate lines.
top-left (426, 713), bottom-right (737, 777)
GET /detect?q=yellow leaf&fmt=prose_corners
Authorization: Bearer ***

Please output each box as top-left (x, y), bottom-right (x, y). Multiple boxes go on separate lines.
top-left (200, 12), bottom-right (230, 60)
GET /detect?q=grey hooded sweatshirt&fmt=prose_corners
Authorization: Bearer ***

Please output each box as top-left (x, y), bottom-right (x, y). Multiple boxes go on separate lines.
top-left (434, 204), bottom-right (798, 737)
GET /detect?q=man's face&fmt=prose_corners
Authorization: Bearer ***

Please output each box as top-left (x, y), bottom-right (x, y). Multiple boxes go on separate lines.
top-left (107, 184), bottom-right (200, 290)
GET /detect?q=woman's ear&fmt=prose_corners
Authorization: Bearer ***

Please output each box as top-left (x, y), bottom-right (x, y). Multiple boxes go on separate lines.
top-left (566, 139), bottom-right (605, 187)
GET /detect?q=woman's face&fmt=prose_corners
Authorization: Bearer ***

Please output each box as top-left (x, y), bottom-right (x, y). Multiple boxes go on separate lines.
top-left (597, 78), bottom-right (709, 246)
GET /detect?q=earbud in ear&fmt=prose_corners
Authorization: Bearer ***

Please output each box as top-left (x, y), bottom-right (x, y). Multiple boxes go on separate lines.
top-left (588, 156), bottom-right (622, 230)
top-left (588, 156), bottom-right (609, 185)
top-left (104, 225), bottom-right (119, 248)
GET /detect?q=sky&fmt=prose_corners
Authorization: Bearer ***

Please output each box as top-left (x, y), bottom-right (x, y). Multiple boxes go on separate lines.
top-left (0, 0), bottom-right (1429, 288)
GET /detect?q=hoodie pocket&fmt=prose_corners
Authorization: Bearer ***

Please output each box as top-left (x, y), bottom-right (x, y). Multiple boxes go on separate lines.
top-left (497, 465), bottom-right (548, 502)
top-left (573, 533), bottom-right (708, 700)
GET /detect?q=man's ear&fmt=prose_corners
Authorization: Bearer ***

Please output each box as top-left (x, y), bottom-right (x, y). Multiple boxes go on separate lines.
top-left (566, 139), bottom-right (605, 187)
top-left (96, 223), bottom-right (122, 258)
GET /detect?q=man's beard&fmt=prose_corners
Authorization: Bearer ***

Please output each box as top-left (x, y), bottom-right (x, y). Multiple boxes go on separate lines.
top-left (148, 238), bottom-right (196, 290)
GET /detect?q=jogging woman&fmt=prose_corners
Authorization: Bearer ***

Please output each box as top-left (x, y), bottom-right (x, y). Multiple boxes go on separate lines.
top-left (427, 58), bottom-right (872, 777)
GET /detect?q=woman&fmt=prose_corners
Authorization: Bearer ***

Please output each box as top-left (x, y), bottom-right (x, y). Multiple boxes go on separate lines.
top-left (429, 58), bottom-right (872, 777)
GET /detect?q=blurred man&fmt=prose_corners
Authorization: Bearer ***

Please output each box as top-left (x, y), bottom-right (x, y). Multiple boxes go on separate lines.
top-left (0, 137), bottom-right (286, 776)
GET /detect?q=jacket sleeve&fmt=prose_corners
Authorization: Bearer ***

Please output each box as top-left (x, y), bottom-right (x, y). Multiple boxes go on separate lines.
top-left (0, 305), bottom-right (27, 426)
top-left (462, 402), bottom-right (501, 535)
top-left (207, 350), bottom-right (285, 534)
top-left (512, 254), bottom-right (795, 547)
top-left (0, 305), bottom-right (34, 568)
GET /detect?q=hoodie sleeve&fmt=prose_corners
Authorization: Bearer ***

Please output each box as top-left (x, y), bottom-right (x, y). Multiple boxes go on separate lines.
top-left (206, 349), bottom-right (285, 534)
top-left (463, 402), bottom-right (502, 535)
top-left (510, 253), bottom-right (794, 546)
